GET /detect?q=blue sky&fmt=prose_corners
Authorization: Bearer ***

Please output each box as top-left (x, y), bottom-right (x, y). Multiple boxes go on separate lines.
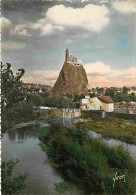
top-left (1, 0), bottom-right (136, 87)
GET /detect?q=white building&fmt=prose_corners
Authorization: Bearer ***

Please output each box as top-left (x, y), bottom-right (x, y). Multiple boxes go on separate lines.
top-left (81, 96), bottom-right (114, 112)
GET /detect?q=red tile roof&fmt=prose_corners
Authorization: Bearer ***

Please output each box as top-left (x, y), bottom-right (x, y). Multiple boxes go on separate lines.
top-left (98, 96), bottom-right (114, 103)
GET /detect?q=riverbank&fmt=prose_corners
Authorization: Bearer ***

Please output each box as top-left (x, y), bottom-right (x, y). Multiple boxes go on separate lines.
top-left (3, 117), bottom-right (52, 133)
top-left (75, 120), bottom-right (136, 145)
top-left (39, 125), bottom-right (136, 194)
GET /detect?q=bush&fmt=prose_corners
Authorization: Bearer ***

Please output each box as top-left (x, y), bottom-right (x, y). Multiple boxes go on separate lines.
top-left (2, 159), bottom-right (27, 195)
top-left (39, 126), bottom-right (136, 194)
top-left (55, 182), bottom-right (74, 193)
top-left (43, 96), bottom-right (76, 108)
top-left (32, 94), bottom-right (43, 107)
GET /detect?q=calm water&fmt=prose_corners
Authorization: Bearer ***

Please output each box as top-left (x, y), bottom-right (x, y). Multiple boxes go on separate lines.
top-left (2, 121), bottom-right (84, 195)
top-left (88, 130), bottom-right (136, 161)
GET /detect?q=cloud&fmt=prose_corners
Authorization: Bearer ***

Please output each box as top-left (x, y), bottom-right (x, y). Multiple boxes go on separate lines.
top-left (112, 0), bottom-right (136, 14)
top-left (30, 21), bottom-right (64, 36)
top-left (1, 17), bottom-right (31, 36)
top-left (22, 70), bottom-right (59, 85)
top-left (1, 17), bottom-right (11, 29)
top-left (2, 41), bottom-right (26, 51)
top-left (2, 4), bottom-right (110, 36)
top-left (29, 4), bottom-right (110, 35)
top-left (10, 24), bottom-right (31, 36)
top-left (84, 62), bottom-right (136, 87)
top-left (22, 62), bottom-right (136, 87)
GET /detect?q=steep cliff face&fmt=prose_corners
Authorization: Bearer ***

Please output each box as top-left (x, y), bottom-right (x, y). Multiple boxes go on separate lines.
top-left (50, 62), bottom-right (88, 99)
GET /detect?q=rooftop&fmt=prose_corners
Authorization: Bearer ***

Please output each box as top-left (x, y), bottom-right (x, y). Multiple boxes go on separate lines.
top-left (98, 96), bottom-right (114, 103)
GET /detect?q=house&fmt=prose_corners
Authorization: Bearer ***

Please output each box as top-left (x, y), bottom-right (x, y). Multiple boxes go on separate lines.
top-left (81, 96), bottom-right (114, 112)
top-left (97, 96), bottom-right (114, 112)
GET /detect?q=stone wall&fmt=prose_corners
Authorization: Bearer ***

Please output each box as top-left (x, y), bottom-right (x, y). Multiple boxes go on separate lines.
top-left (81, 110), bottom-right (104, 120)
top-left (38, 108), bottom-right (81, 118)
top-left (81, 110), bottom-right (136, 121)
top-left (63, 109), bottom-right (81, 118)
top-left (106, 112), bottom-right (136, 121)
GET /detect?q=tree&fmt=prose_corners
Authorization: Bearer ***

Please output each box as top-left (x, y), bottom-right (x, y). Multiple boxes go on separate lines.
top-left (105, 89), bottom-right (114, 98)
top-left (129, 92), bottom-right (136, 102)
top-left (32, 94), bottom-right (43, 107)
top-left (43, 96), bottom-right (76, 108)
top-left (2, 159), bottom-right (27, 195)
top-left (122, 86), bottom-right (129, 94)
top-left (1, 62), bottom-right (36, 132)
top-left (1, 62), bottom-right (25, 108)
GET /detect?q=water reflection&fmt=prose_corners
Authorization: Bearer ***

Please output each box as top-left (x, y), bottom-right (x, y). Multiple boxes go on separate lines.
top-left (7, 123), bottom-right (45, 141)
top-left (49, 117), bottom-right (79, 127)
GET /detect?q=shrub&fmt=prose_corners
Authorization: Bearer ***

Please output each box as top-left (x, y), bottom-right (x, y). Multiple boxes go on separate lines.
top-left (39, 126), bottom-right (136, 194)
top-left (1, 159), bottom-right (27, 195)
top-left (43, 96), bottom-right (76, 108)
top-left (55, 182), bottom-right (74, 193)
top-left (32, 94), bottom-right (43, 107)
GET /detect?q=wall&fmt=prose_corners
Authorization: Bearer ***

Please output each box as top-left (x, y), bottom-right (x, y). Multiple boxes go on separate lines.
top-left (81, 110), bottom-right (136, 121)
top-left (63, 109), bottom-right (81, 118)
top-left (38, 108), bottom-right (81, 118)
top-left (100, 101), bottom-right (114, 112)
top-left (106, 112), bottom-right (136, 121)
top-left (39, 109), bottom-right (63, 118)
top-left (81, 110), bottom-right (104, 120)
top-left (93, 97), bottom-right (101, 110)
top-left (81, 97), bottom-right (100, 110)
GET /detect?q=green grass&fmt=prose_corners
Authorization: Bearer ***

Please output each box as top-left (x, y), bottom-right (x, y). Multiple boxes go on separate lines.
top-left (37, 117), bottom-right (52, 122)
top-left (75, 120), bottom-right (136, 145)
top-left (39, 125), bottom-right (136, 194)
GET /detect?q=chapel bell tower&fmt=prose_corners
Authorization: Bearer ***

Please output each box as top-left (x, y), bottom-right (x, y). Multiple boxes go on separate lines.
top-left (65, 48), bottom-right (69, 62)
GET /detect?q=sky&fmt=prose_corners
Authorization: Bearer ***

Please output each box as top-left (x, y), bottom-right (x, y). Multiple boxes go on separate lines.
top-left (1, 0), bottom-right (136, 87)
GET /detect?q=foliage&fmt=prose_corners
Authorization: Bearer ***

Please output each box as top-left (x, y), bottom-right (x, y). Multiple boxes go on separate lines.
top-left (1, 62), bottom-right (25, 108)
top-left (1, 62), bottom-right (37, 132)
top-left (1, 159), bottom-right (27, 195)
top-left (76, 120), bottom-right (136, 145)
top-left (55, 182), bottom-right (74, 193)
top-left (105, 86), bottom-right (136, 102)
top-left (43, 96), bottom-right (76, 108)
top-left (89, 93), bottom-right (96, 98)
top-left (73, 94), bottom-right (85, 102)
top-left (113, 94), bottom-right (131, 102)
top-left (39, 126), bottom-right (136, 194)
top-left (2, 102), bottom-right (36, 132)
top-left (122, 86), bottom-right (129, 94)
top-left (32, 94), bottom-right (43, 107)
top-left (105, 89), bottom-right (115, 98)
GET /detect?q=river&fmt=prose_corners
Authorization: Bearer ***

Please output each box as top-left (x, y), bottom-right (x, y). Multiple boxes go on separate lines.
top-left (1, 120), bottom-right (84, 195)
top-left (2, 118), bottom-right (136, 194)
top-left (88, 130), bottom-right (136, 161)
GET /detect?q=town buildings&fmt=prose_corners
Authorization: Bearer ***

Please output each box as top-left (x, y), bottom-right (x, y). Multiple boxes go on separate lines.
top-left (20, 83), bottom-right (52, 95)
top-left (81, 96), bottom-right (114, 112)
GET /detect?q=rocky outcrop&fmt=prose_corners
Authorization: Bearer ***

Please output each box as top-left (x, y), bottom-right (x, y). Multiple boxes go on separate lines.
top-left (50, 62), bottom-right (88, 99)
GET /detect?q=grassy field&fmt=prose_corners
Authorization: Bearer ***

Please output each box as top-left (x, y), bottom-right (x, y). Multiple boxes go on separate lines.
top-left (39, 125), bottom-right (136, 194)
top-left (75, 120), bottom-right (136, 145)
